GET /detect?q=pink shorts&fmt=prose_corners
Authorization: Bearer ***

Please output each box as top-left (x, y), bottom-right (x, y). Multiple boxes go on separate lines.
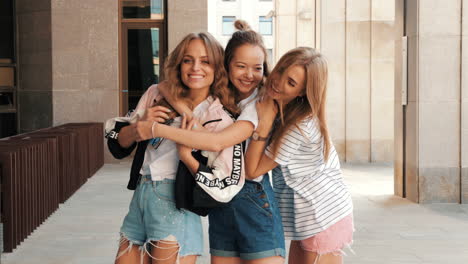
top-left (299, 214), bottom-right (354, 255)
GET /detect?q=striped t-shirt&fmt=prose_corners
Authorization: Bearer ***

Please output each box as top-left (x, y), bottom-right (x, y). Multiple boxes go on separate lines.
top-left (265, 116), bottom-right (353, 240)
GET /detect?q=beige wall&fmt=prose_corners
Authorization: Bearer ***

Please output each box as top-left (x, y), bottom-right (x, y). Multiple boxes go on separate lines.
top-left (371, 0), bottom-right (395, 163)
top-left (51, 0), bottom-right (119, 162)
top-left (462, 0), bottom-right (468, 204)
top-left (395, 0), bottom-right (466, 203)
top-left (51, 0), bottom-right (119, 125)
top-left (282, 0), bottom-right (395, 163)
top-left (168, 0), bottom-right (208, 53)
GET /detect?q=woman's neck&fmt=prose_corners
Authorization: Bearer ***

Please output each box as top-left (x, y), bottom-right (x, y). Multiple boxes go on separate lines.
top-left (238, 88), bottom-right (256, 101)
top-left (188, 87), bottom-right (210, 107)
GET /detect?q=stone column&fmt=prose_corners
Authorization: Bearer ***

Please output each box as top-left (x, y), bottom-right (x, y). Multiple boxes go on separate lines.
top-left (370, 0), bottom-right (395, 162)
top-left (399, 0), bottom-right (464, 203)
top-left (51, 0), bottom-right (119, 127)
top-left (394, 0), bottom-right (404, 197)
top-left (345, 0), bottom-right (372, 162)
top-left (321, 0), bottom-right (346, 158)
top-left (275, 0), bottom-right (317, 60)
top-left (462, 0), bottom-right (468, 203)
top-left (51, 0), bottom-right (119, 163)
top-left (320, 0), bottom-right (395, 163)
top-left (275, 0), bottom-right (297, 59)
top-left (16, 0), bottom-right (53, 133)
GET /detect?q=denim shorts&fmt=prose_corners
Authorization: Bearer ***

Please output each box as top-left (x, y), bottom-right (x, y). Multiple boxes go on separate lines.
top-left (119, 175), bottom-right (203, 257)
top-left (208, 175), bottom-right (285, 260)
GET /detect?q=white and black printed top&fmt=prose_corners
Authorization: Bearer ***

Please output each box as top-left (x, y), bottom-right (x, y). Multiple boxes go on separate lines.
top-left (236, 89), bottom-right (264, 182)
top-left (265, 116), bottom-right (353, 240)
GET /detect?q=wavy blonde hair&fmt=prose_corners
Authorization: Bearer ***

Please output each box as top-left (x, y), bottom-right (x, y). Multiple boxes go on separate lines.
top-left (164, 32), bottom-right (239, 114)
top-left (267, 47), bottom-right (331, 161)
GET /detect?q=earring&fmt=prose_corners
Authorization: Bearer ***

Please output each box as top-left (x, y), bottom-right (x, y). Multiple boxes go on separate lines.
top-left (296, 96), bottom-right (304, 104)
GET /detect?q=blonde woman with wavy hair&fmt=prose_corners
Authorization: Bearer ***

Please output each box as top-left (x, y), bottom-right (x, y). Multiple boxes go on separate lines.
top-left (163, 32), bottom-right (238, 115)
top-left (111, 32), bottom-right (238, 264)
top-left (246, 47), bottom-right (354, 264)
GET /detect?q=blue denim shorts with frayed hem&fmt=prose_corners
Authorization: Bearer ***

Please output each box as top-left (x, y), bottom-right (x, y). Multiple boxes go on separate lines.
top-left (208, 175), bottom-right (286, 260)
top-left (119, 175), bottom-right (203, 257)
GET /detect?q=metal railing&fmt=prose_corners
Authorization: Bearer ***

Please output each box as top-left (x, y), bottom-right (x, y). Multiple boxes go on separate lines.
top-left (0, 122), bottom-right (104, 252)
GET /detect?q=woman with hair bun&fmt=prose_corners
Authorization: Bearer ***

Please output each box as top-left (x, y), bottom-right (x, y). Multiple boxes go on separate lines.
top-left (149, 20), bottom-right (286, 264)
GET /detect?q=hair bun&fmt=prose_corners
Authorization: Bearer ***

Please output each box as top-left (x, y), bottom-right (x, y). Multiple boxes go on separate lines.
top-left (234, 20), bottom-right (251, 31)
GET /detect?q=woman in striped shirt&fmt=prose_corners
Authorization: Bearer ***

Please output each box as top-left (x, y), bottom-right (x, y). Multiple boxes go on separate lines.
top-left (245, 47), bottom-right (354, 264)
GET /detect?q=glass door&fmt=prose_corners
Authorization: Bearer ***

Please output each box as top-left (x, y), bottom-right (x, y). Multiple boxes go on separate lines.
top-left (119, 0), bottom-right (167, 115)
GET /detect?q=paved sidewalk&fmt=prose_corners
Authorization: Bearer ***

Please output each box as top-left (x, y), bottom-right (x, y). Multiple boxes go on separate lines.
top-left (2, 162), bottom-right (468, 264)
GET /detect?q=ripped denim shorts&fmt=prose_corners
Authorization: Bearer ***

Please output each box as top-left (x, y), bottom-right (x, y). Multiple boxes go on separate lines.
top-left (118, 175), bottom-right (204, 258)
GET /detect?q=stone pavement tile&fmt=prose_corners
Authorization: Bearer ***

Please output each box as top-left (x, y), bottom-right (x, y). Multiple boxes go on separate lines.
top-left (2, 163), bottom-right (468, 264)
top-left (346, 244), bottom-right (423, 264)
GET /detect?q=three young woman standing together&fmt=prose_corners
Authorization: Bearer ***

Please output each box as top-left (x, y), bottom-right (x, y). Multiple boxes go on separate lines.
top-left (108, 20), bottom-right (353, 264)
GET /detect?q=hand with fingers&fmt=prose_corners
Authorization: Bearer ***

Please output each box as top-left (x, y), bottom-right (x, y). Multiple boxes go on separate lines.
top-left (256, 96), bottom-right (278, 128)
top-left (140, 105), bottom-right (173, 124)
top-left (176, 114), bottom-right (201, 158)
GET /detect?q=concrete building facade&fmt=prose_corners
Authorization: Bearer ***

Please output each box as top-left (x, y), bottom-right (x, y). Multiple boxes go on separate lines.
top-left (273, 0), bottom-right (395, 164)
top-left (394, 0), bottom-right (468, 203)
top-left (11, 0), bottom-right (395, 164)
top-left (207, 0), bottom-right (274, 61)
top-left (5, 0), bottom-right (467, 203)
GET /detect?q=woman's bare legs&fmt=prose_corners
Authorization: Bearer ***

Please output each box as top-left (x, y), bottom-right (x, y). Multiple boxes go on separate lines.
top-left (245, 256), bottom-right (284, 264)
top-left (212, 255), bottom-right (284, 264)
top-left (288, 241), bottom-right (305, 264)
top-left (211, 256), bottom-right (242, 264)
top-left (115, 240), bottom-right (150, 264)
top-left (288, 240), bottom-right (343, 264)
top-left (149, 240), bottom-right (197, 264)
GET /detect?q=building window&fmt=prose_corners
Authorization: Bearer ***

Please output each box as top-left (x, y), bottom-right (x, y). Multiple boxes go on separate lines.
top-left (266, 48), bottom-right (273, 63)
top-left (259, 16), bottom-right (272, 35)
top-left (122, 0), bottom-right (164, 19)
top-left (222, 16), bottom-right (236, 35)
top-left (119, 0), bottom-right (167, 115)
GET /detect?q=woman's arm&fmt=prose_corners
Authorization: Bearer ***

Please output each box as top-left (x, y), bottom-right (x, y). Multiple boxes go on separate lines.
top-left (117, 124), bottom-right (138, 148)
top-left (114, 84), bottom-right (174, 148)
top-left (245, 98), bottom-right (279, 179)
top-left (176, 113), bottom-right (245, 203)
top-left (138, 120), bottom-right (254, 152)
top-left (145, 81), bottom-right (252, 151)
top-left (244, 122), bottom-right (278, 179)
top-left (160, 121), bottom-right (253, 152)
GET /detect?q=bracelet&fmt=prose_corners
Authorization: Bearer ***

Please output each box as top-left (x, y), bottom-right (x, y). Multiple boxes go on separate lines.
top-left (151, 121), bottom-right (157, 138)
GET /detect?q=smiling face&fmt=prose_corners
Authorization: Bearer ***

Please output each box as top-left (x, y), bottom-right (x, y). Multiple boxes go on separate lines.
top-left (228, 44), bottom-right (265, 100)
top-left (267, 64), bottom-right (306, 105)
top-left (180, 38), bottom-right (215, 93)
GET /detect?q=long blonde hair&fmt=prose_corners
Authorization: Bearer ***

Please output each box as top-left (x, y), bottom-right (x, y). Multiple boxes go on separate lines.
top-left (267, 47), bottom-right (331, 161)
top-left (163, 32), bottom-right (239, 114)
